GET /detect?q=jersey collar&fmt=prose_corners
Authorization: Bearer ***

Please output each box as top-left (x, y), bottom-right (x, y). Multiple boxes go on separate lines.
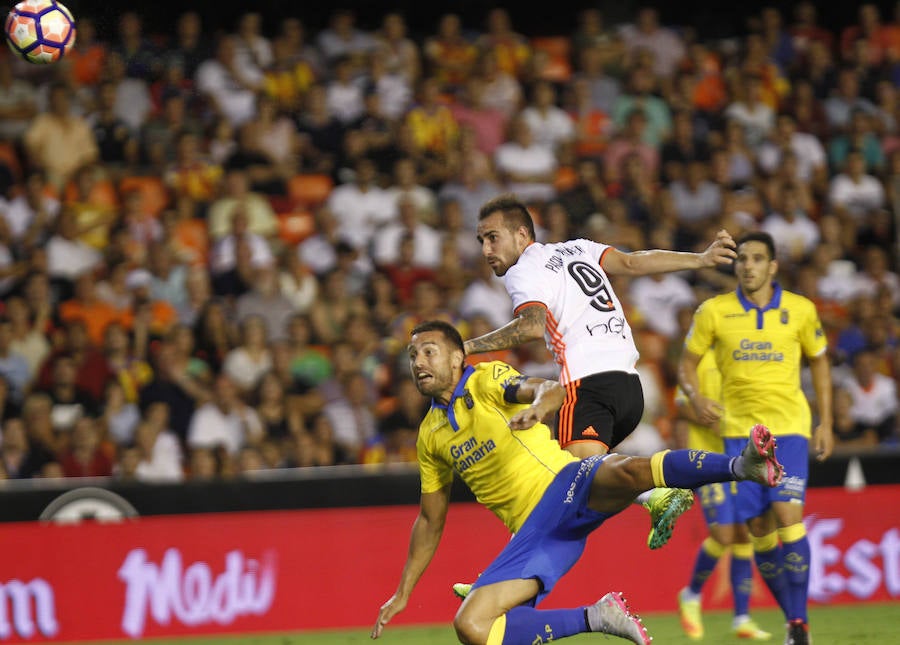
top-left (430, 365), bottom-right (475, 432)
top-left (737, 281), bottom-right (783, 329)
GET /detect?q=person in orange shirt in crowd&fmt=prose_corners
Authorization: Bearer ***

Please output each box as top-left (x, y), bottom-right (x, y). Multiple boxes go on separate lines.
top-left (59, 274), bottom-right (130, 348)
top-left (67, 17), bottom-right (107, 88)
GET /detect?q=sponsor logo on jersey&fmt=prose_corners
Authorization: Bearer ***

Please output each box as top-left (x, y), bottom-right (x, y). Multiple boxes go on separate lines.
top-left (450, 436), bottom-right (497, 473)
top-left (732, 339), bottom-right (785, 362)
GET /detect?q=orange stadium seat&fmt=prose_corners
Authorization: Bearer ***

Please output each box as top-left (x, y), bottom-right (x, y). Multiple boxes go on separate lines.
top-left (119, 175), bottom-right (171, 217)
top-left (288, 173), bottom-right (333, 209)
top-left (277, 209), bottom-right (315, 246)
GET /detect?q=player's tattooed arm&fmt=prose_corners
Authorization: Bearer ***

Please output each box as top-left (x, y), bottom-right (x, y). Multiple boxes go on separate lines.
top-left (463, 304), bottom-right (546, 354)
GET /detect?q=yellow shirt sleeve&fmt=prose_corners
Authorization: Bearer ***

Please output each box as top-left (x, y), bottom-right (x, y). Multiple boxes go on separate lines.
top-left (416, 418), bottom-right (454, 494)
top-left (684, 300), bottom-right (715, 357)
top-left (799, 298), bottom-right (828, 358)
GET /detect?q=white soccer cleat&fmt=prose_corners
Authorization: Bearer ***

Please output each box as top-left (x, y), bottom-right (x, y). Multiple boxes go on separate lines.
top-left (586, 591), bottom-right (652, 644)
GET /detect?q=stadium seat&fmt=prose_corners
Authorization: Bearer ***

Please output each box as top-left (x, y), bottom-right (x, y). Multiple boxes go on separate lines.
top-left (277, 210), bottom-right (315, 245)
top-left (288, 174), bottom-right (333, 209)
top-left (530, 36), bottom-right (573, 83)
top-left (119, 175), bottom-right (171, 217)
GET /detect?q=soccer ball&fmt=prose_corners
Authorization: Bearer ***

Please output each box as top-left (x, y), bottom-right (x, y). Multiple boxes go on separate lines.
top-left (5, 0), bottom-right (76, 64)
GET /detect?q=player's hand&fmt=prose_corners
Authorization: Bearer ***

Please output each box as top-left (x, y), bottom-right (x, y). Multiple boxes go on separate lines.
top-left (699, 229), bottom-right (737, 267)
top-left (372, 593), bottom-right (408, 639)
top-left (813, 423), bottom-right (834, 461)
top-left (690, 394), bottom-right (724, 429)
top-left (509, 406), bottom-right (542, 430)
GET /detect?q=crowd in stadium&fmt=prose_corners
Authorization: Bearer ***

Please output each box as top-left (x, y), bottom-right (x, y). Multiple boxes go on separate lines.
top-left (0, 2), bottom-right (896, 482)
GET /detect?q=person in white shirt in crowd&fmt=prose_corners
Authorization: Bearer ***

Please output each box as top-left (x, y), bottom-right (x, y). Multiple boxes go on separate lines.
top-left (371, 195), bottom-right (442, 269)
top-left (855, 245), bottom-right (900, 309)
top-left (494, 116), bottom-right (558, 204)
top-left (628, 271), bottom-right (697, 340)
top-left (521, 79), bottom-right (576, 154)
top-left (195, 34), bottom-right (263, 128)
top-left (327, 55), bottom-right (367, 125)
top-left (458, 258), bottom-right (514, 330)
top-left (383, 157), bottom-right (438, 225)
top-left (840, 347), bottom-right (899, 443)
top-left (222, 314), bottom-right (273, 394)
top-left (723, 73), bottom-right (775, 148)
top-left (235, 264), bottom-right (297, 343)
top-left (234, 11), bottom-right (273, 71)
top-left (756, 112), bottom-right (828, 195)
top-left (187, 373), bottom-right (263, 457)
top-left (207, 168), bottom-right (279, 242)
top-left (322, 370), bottom-right (376, 463)
top-left (617, 6), bottom-right (687, 79)
top-left (132, 401), bottom-right (185, 483)
top-left (325, 156), bottom-right (396, 251)
top-left (209, 207), bottom-right (275, 276)
top-left (366, 46), bottom-right (413, 122)
top-left (46, 211), bottom-right (103, 284)
top-left (761, 182), bottom-right (821, 265)
top-left (1, 171), bottom-right (59, 245)
top-left (316, 8), bottom-right (376, 71)
top-left (827, 149), bottom-right (887, 223)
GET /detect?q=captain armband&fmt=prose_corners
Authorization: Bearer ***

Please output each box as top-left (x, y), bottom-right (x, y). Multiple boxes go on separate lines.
top-left (502, 375), bottom-right (527, 403)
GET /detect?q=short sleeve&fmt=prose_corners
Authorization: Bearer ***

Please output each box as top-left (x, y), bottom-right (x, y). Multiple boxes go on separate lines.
top-left (504, 256), bottom-right (553, 314)
top-left (416, 428), bottom-right (453, 494)
top-left (799, 299), bottom-right (828, 358)
top-left (684, 301), bottom-right (715, 357)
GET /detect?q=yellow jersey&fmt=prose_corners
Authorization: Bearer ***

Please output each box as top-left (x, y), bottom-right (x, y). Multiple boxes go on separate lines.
top-left (674, 350), bottom-right (724, 453)
top-left (417, 362), bottom-right (579, 534)
top-left (684, 284), bottom-right (827, 439)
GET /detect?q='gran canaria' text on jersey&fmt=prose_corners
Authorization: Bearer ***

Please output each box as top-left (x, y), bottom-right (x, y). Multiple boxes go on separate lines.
top-left (732, 339), bottom-right (785, 362)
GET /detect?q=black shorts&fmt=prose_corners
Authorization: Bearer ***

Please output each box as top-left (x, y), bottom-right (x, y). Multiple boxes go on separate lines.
top-left (556, 371), bottom-right (644, 451)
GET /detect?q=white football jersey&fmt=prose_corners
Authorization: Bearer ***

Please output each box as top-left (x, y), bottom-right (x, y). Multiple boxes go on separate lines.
top-left (504, 239), bottom-right (639, 384)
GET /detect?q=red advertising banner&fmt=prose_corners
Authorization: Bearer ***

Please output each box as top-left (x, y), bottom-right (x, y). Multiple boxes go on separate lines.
top-left (0, 484), bottom-right (897, 641)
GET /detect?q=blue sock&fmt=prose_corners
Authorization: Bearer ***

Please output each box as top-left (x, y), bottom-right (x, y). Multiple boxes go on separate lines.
top-left (500, 605), bottom-right (587, 644)
top-left (753, 543), bottom-right (792, 618)
top-left (782, 534), bottom-right (811, 623)
top-left (730, 549), bottom-right (753, 618)
top-left (652, 449), bottom-right (736, 489)
top-left (688, 538), bottom-right (723, 594)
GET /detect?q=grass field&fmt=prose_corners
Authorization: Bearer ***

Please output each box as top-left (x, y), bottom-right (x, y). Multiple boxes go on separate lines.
top-left (87, 603), bottom-right (897, 644)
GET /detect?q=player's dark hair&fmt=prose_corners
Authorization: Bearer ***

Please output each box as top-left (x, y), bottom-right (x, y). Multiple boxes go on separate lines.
top-left (478, 194), bottom-right (536, 241)
top-left (736, 231), bottom-right (776, 261)
top-left (411, 320), bottom-right (465, 353)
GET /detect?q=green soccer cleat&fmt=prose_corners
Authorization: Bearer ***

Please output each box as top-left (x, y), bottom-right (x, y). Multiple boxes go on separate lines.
top-left (677, 588), bottom-right (703, 640)
top-left (734, 617), bottom-right (772, 640)
top-left (645, 487), bottom-right (694, 549)
top-left (452, 582), bottom-right (473, 600)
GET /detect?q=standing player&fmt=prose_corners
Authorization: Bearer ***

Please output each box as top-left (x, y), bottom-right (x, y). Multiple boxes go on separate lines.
top-left (674, 350), bottom-right (771, 641)
top-left (465, 194), bottom-right (738, 549)
top-left (678, 231), bottom-right (833, 645)
top-left (372, 320), bottom-right (784, 645)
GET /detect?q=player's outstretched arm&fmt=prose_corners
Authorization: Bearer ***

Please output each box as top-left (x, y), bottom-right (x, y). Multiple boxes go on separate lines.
top-left (372, 486), bottom-right (451, 639)
top-left (601, 229), bottom-right (737, 276)
top-left (808, 352), bottom-right (834, 461)
top-left (678, 349), bottom-right (723, 430)
top-left (507, 377), bottom-right (565, 430)
top-left (463, 304), bottom-right (546, 355)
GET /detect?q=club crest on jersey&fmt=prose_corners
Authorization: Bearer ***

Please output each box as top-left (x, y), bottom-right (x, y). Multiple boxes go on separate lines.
top-left (780, 309), bottom-right (789, 324)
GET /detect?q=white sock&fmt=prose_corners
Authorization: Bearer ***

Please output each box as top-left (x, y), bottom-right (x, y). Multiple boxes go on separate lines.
top-left (634, 490), bottom-right (654, 506)
top-left (680, 587), bottom-right (701, 603)
top-left (733, 614), bottom-right (751, 628)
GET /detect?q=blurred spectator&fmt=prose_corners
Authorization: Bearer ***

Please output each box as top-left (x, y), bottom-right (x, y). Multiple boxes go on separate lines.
top-left (3, 170), bottom-right (60, 246)
top-left (164, 130), bottom-right (223, 212)
top-left (196, 35), bottom-right (263, 128)
top-left (604, 108), bottom-right (659, 186)
top-left (617, 7), bottom-right (687, 80)
top-left (374, 12), bottom-right (421, 83)
top-left (165, 11), bottom-right (210, 81)
top-left (187, 373), bottom-right (263, 457)
top-left (42, 354), bottom-right (99, 432)
top-left (628, 272), bottom-right (697, 340)
top-left (101, 379), bottom-right (141, 446)
top-left (842, 347), bottom-right (899, 443)
top-left (458, 258), bottom-right (514, 330)
top-left (222, 314), bottom-right (272, 393)
top-left (323, 370), bottom-right (377, 463)
top-left (234, 12), bottom-right (273, 72)
top-left (1, 416), bottom-right (50, 479)
top-left (89, 80), bottom-right (139, 171)
top-left (36, 318), bottom-right (112, 403)
top-left (404, 76), bottom-right (460, 158)
top-left (6, 296), bottom-right (49, 382)
top-left (23, 82), bottom-right (100, 192)
top-left (521, 79), bottom-right (576, 155)
top-left (831, 386), bottom-right (879, 452)
top-left (372, 196), bottom-right (442, 269)
top-left (131, 401), bottom-right (185, 482)
top-left (209, 208), bottom-right (275, 276)
top-left (828, 148), bottom-right (886, 224)
top-left (476, 49), bottom-right (524, 118)
top-left (110, 11), bottom-right (160, 81)
top-left (756, 112), bottom-right (828, 195)
top-left (762, 183), bottom-right (821, 264)
top-left (365, 377), bottom-right (422, 465)
top-left (0, 55), bottom-right (37, 143)
top-left (476, 8), bottom-right (531, 80)
top-left (253, 370), bottom-right (304, 442)
top-left (325, 156), bottom-right (395, 251)
top-left (423, 13), bottom-right (478, 93)
top-left (0, 316), bottom-right (31, 404)
top-left (295, 83), bottom-right (344, 176)
top-left (59, 273), bottom-right (128, 348)
top-left (613, 66), bottom-right (671, 149)
top-left (493, 116), bottom-right (558, 203)
top-left (234, 264), bottom-right (296, 342)
top-left (67, 17), bottom-right (107, 88)
top-left (208, 168), bottom-right (278, 242)
top-left (102, 51), bottom-right (153, 137)
top-left (316, 9), bottom-right (376, 72)
top-left (308, 267), bottom-right (367, 345)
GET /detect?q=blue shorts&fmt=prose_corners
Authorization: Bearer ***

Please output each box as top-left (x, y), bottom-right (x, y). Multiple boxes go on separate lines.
top-left (724, 435), bottom-right (808, 523)
top-left (697, 481), bottom-right (740, 526)
top-left (470, 455), bottom-right (615, 606)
